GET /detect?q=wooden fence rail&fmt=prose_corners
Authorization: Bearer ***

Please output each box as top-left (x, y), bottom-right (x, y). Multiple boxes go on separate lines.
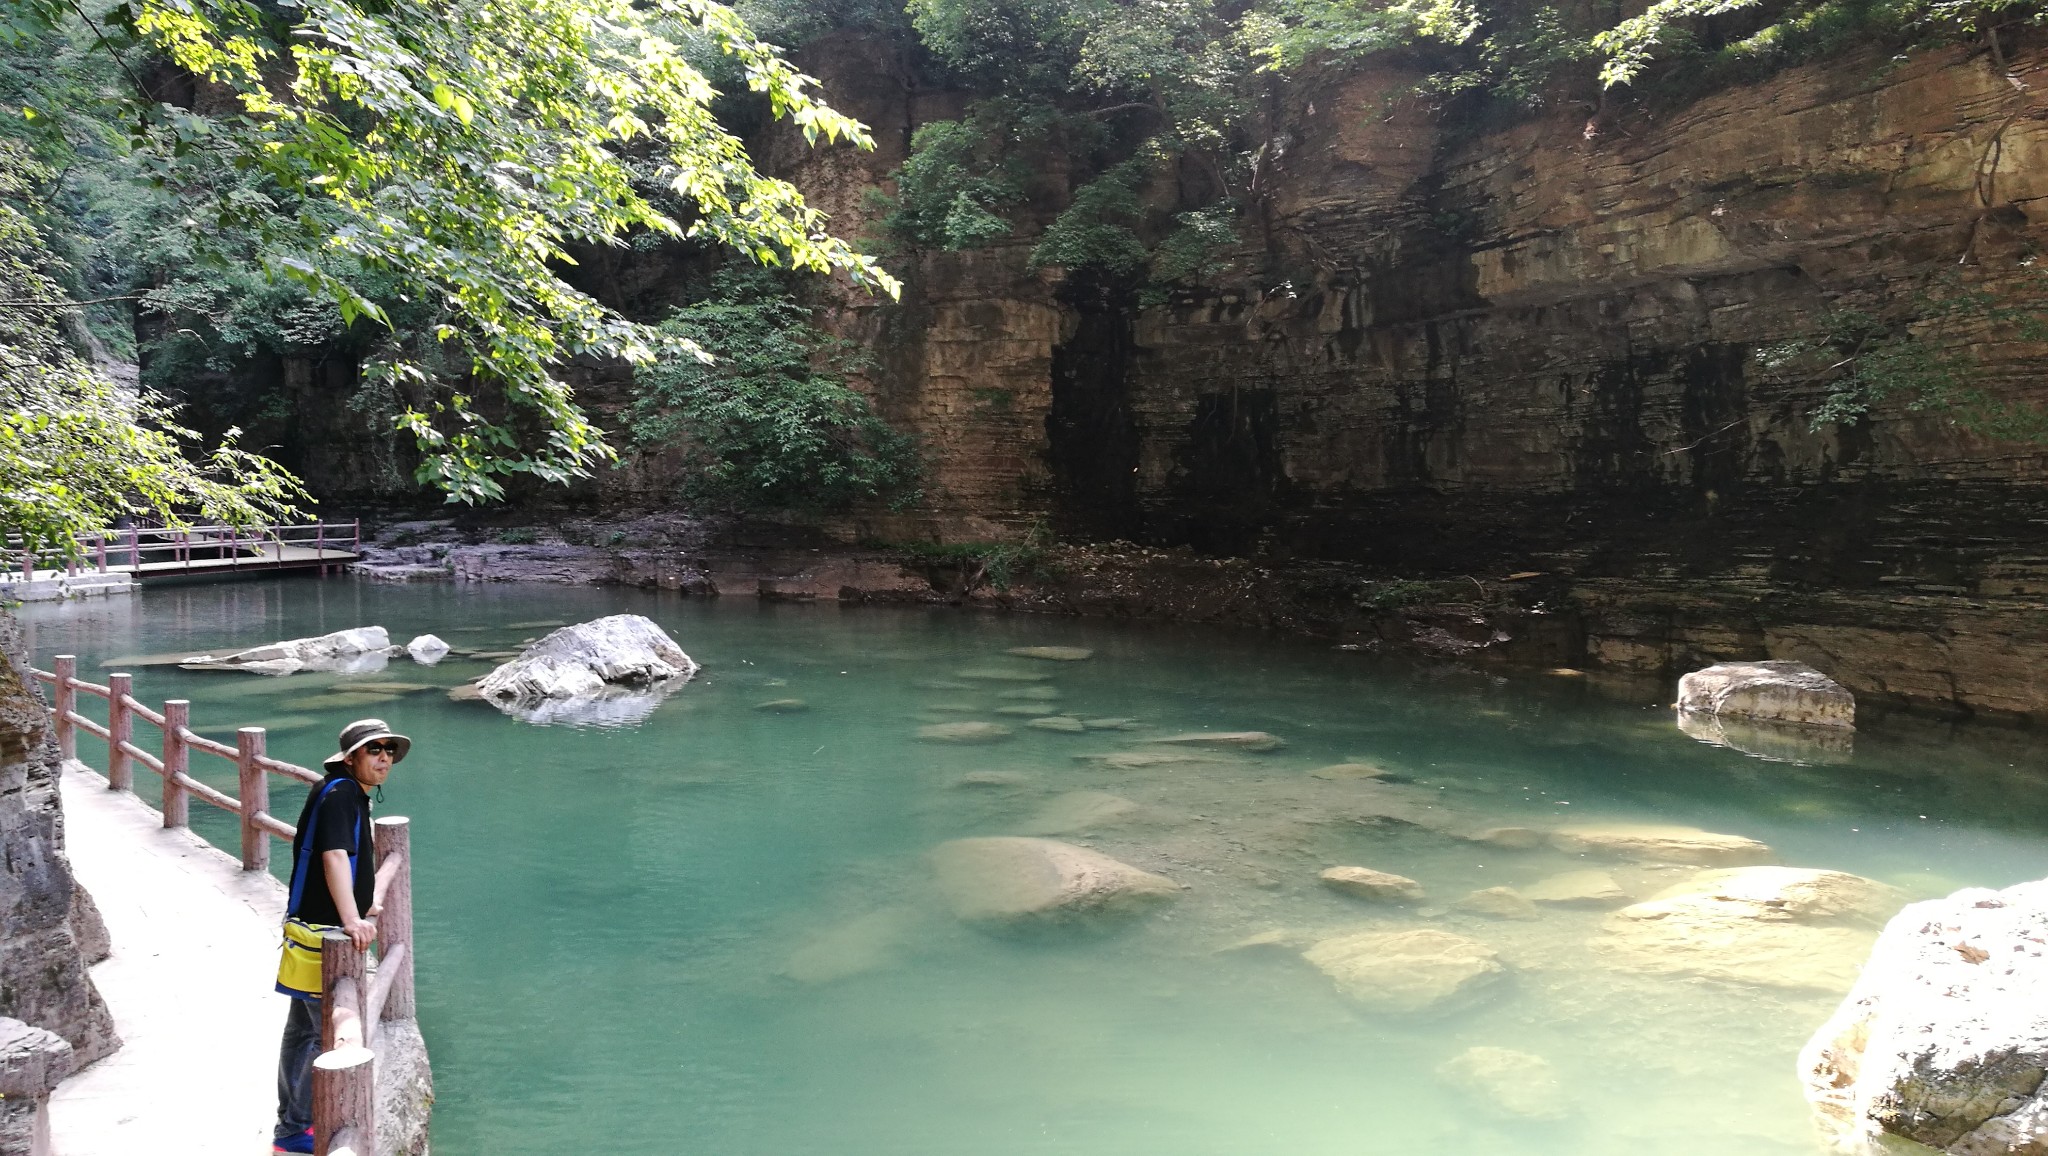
top-left (33, 654), bottom-right (413, 1155)
top-left (4, 519), bottom-right (362, 581)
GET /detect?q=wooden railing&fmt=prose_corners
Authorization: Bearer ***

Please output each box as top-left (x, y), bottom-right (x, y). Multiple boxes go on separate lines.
top-left (5, 519), bottom-right (362, 580)
top-left (34, 654), bottom-right (413, 1156)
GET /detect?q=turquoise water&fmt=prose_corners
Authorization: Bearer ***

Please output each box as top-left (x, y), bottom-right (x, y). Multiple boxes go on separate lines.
top-left (23, 578), bottom-right (2048, 1155)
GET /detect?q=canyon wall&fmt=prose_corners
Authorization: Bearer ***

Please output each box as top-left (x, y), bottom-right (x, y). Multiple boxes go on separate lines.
top-left (762, 36), bottom-right (2048, 719)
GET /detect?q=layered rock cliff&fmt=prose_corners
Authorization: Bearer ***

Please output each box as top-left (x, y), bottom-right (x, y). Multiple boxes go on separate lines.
top-left (755, 35), bottom-right (2048, 719)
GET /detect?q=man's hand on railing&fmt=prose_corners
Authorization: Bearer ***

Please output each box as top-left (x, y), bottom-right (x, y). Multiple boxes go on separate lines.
top-left (342, 916), bottom-right (378, 952)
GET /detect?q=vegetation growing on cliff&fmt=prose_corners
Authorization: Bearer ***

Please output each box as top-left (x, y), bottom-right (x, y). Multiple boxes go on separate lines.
top-left (0, 0), bottom-right (900, 511)
top-left (627, 268), bottom-right (922, 514)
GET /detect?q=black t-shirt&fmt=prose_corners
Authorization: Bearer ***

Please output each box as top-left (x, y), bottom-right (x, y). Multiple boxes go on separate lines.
top-left (287, 773), bottom-right (375, 926)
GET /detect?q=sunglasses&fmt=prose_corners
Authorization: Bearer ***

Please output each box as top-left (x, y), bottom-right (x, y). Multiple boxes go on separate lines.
top-left (361, 740), bottom-right (403, 757)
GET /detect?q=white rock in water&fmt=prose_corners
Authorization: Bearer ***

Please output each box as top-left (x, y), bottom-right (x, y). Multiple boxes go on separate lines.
top-left (477, 615), bottom-right (697, 703)
top-left (1592, 867), bottom-right (1903, 992)
top-left (930, 837), bottom-right (1180, 929)
top-left (1302, 928), bottom-right (1507, 1015)
top-left (1676, 660), bottom-right (1855, 729)
top-left (183, 626), bottom-right (393, 675)
top-left (1550, 823), bottom-right (1772, 865)
top-left (1437, 1046), bottom-right (1571, 1120)
top-left (1800, 878), bottom-right (2048, 1155)
top-left (405, 634), bottom-right (450, 665)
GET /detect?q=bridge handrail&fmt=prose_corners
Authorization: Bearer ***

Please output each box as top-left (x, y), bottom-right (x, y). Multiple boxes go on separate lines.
top-left (31, 654), bottom-right (414, 1153)
top-left (4, 518), bottom-right (361, 579)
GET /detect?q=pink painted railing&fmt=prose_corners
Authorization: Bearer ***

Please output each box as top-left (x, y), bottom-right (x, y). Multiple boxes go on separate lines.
top-left (32, 654), bottom-right (411, 1156)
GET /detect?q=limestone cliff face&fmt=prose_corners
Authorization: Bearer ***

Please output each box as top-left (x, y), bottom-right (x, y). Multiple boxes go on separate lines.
top-left (0, 622), bottom-right (118, 1068)
top-left (776, 36), bottom-right (2048, 718)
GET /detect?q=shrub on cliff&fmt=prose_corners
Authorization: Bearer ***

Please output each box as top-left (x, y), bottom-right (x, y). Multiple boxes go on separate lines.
top-left (626, 268), bottom-right (922, 515)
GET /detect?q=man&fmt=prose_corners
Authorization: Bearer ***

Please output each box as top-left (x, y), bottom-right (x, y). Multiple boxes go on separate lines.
top-left (272, 719), bottom-right (411, 1154)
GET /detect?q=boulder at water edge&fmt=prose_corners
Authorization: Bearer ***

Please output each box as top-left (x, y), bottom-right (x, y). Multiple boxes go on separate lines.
top-left (1676, 659), bottom-right (1855, 729)
top-left (1302, 928), bottom-right (1507, 1015)
top-left (1592, 867), bottom-right (1903, 992)
top-left (1800, 878), bottom-right (2048, 1155)
top-left (475, 615), bottom-right (697, 725)
top-left (931, 837), bottom-right (1180, 930)
top-left (181, 626), bottom-right (392, 676)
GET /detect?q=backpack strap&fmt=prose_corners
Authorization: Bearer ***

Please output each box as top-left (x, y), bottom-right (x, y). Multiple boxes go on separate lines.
top-left (286, 777), bottom-right (359, 917)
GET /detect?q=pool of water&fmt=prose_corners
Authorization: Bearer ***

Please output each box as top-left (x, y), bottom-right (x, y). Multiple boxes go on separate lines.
top-left (22, 578), bottom-right (2048, 1155)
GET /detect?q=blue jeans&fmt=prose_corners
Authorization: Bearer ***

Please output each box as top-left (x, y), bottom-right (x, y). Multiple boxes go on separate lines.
top-left (275, 996), bottom-right (321, 1139)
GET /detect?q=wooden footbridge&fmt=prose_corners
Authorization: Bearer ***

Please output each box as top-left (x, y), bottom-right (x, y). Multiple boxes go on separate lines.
top-left (5, 520), bottom-right (360, 586)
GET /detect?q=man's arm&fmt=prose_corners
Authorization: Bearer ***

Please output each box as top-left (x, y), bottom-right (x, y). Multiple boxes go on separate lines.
top-left (368, 854), bottom-right (402, 919)
top-left (323, 848), bottom-right (376, 950)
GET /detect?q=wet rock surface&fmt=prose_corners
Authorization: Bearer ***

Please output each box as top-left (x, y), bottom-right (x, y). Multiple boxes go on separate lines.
top-left (1801, 878), bottom-right (2048, 1155)
top-left (182, 626), bottom-right (393, 676)
top-left (475, 615), bottom-right (698, 726)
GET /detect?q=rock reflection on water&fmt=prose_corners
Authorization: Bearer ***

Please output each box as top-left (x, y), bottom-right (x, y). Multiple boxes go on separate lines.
top-left (1677, 709), bottom-right (1855, 764)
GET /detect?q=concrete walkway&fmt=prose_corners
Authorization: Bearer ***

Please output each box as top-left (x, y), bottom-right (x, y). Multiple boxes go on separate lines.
top-left (49, 766), bottom-right (290, 1155)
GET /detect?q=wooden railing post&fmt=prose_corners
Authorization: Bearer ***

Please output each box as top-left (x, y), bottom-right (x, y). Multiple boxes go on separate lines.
top-left (320, 932), bottom-right (366, 1051)
top-left (312, 1046), bottom-right (374, 1156)
top-left (51, 656), bottom-right (76, 763)
top-left (127, 527), bottom-right (139, 569)
top-left (236, 727), bottom-right (269, 872)
top-left (106, 673), bottom-right (133, 791)
top-left (94, 533), bottom-right (106, 573)
top-left (161, 700), bottom-right (189, 828)
top-left (373, 816), bottom-right (415, 1021)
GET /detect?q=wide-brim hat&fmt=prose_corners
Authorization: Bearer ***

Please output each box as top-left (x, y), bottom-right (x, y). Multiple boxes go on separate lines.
top-left (323, 718), bottom-right (412, 771)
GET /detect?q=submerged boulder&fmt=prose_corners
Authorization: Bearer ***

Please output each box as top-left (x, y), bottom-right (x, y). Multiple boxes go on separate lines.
top-left (475, 615), bottom-right (697, 725)
top-left (1437, 1046), bottom-right (1570, 1120)
top-left (1302, 928), bottom-right (1507, 1015)
top-left (181, 626), bottom-right (392, 676)
top-left (1800, 878), bottom-right (2048, 1155)
top-left (1550, 823), bottom-right (1772, 865)
top-left (1018, 791), bottom-right (1140, 835)
top-left (1521, 870), bottom-right (1629, 907)
top-left (1320, 866), bottom-right (1425, 903)
top-left (1456, 887), bottom-right (1542, 921)
top-left (917, 721), bottom-right (1013, 743)
top-left (1006, 646), bottom-right (1093, 661)
top-left (1592, 867), bottom-right (1903, 992)
top-left (1676, 660), bottom-right (1855, 729)
top-left (1146, 731), bottom-right (1286, 752)
top-left (931, 837), bottom-right (1180, 930)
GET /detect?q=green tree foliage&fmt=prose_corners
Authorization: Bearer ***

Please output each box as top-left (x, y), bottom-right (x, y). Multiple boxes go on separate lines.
top-left (0, 144), bottom-right (306, 556)
top-left (626, 268), bottom-right (921, 514)
top-left (1756, 272), bottom-right (2048, 442)
top-left (2, 0), bottom-right (900, 506)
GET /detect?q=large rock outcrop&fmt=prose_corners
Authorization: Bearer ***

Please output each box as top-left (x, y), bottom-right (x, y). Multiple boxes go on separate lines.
top-left (0, 624), bottom-right (117, 1071)
top-left (1800, 878), bottom-right (2048, 1155)
top-left (1678, 660), bottom-right (1856, 728)
top-left (182, 626), bottom-right (392, 676)
top-left (474, 615), bottom-right (698, 726)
